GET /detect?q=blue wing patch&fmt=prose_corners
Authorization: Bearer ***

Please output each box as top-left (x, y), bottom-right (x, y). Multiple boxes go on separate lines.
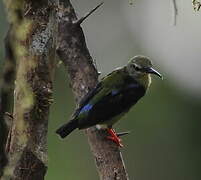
top-left (111, 89), bottom-right (119, 95)
top-left (80, 104), bottom-right (93, 113)
top-left (127, 83), bottom-right (139, 88)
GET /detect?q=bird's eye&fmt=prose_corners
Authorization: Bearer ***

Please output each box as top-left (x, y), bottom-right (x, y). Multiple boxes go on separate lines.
top-left (131, 64), bottom-right (140, 71)
top-left (135, 66), bottom-right (140, 71)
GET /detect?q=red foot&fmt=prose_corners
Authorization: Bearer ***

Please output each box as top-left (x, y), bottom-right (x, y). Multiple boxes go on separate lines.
top-left (106, 128), bottom-right (123, 147)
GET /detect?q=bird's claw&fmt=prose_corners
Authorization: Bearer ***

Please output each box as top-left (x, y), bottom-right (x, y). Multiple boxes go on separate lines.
top-left (106, 128), bottom-right (124, 147)
top-left (106, 136), bottom-right (123, 147)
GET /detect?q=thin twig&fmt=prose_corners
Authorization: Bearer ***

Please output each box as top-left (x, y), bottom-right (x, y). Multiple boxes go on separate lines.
top-left (117, 131), bottom-right (131, 137)
top-left (171, 0), bottom-right (178, 26)
top-left (73, 2), bottom-right (104, 25)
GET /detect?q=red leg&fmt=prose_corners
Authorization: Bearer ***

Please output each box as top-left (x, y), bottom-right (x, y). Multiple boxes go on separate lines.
top-left (106, 128), bottom-right (123, 147)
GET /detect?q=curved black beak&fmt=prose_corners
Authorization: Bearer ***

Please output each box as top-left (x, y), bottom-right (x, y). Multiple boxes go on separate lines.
top-left (146, 67), bottom-right (163, 79)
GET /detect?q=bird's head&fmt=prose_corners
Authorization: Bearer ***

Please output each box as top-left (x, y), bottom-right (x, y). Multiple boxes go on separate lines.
top-left (126, 55), bottom-right (162, 79)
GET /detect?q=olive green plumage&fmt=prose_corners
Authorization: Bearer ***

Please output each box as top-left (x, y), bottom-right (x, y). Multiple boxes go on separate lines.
top-left (56, 55), bottom-right (162, 138)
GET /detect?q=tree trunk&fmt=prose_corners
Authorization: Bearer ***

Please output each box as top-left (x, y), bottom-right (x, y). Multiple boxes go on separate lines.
top-left (1, 0), bottom-right (129, 179)
top-left (2, 0), bottom-right (56, 179)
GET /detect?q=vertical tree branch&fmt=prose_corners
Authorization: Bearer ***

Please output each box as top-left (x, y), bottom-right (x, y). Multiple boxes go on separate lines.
top-left (0, 26), bottom-right (16, 177)
top-left (56, 1), bottom-right (129, 179)
top-left (2, 0), bottom-right (56, 179)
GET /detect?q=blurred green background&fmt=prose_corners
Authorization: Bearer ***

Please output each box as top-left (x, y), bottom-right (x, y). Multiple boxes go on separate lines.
top-left (1, 0), bottom-right (201, 180)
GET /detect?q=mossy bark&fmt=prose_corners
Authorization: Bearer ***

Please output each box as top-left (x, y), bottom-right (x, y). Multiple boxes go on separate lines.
top-left (2, 0), bottom-right (56, 179)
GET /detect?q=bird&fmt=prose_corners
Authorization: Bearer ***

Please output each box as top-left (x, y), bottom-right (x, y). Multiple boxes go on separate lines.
top-left (56, 55), bottom-right (162, 147)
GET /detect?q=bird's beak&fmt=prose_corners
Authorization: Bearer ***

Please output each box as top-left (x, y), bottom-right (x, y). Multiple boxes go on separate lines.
top-left (146, 67), bottom-right (163, 79)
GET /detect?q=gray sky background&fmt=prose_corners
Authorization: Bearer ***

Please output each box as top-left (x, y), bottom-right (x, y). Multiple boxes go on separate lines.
top-left (73, 0), bottom-right (201, 96)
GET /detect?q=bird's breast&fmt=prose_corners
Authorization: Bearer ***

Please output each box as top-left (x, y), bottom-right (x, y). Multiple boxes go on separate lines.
top-left (137, 74), bottom-right (151, 89)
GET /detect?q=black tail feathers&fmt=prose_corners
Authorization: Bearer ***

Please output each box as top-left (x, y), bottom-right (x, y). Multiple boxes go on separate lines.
top-left (56, 119), bottom-right (78, 138)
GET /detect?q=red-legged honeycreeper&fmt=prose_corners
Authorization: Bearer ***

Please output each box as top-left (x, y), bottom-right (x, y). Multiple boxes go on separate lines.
top-left (56, 55), bottom-right (162, 146)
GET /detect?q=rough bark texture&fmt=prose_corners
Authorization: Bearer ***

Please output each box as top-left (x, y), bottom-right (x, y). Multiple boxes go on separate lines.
top-left (56, 1), bottom-right (129, 179)
top-left (2, 0), bottom-right (129, 179)
top-left (2, 0), bottom-right (56, 179)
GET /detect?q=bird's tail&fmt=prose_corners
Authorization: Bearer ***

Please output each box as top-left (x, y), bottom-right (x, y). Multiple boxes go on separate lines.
top-left (56, 119), bottom-right (78, 138)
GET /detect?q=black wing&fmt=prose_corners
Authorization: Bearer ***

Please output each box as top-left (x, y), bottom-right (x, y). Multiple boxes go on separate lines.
top-left (73, 82), bottom-right (102, 118)
top-left (77, 80), bottom-right (146, 129)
